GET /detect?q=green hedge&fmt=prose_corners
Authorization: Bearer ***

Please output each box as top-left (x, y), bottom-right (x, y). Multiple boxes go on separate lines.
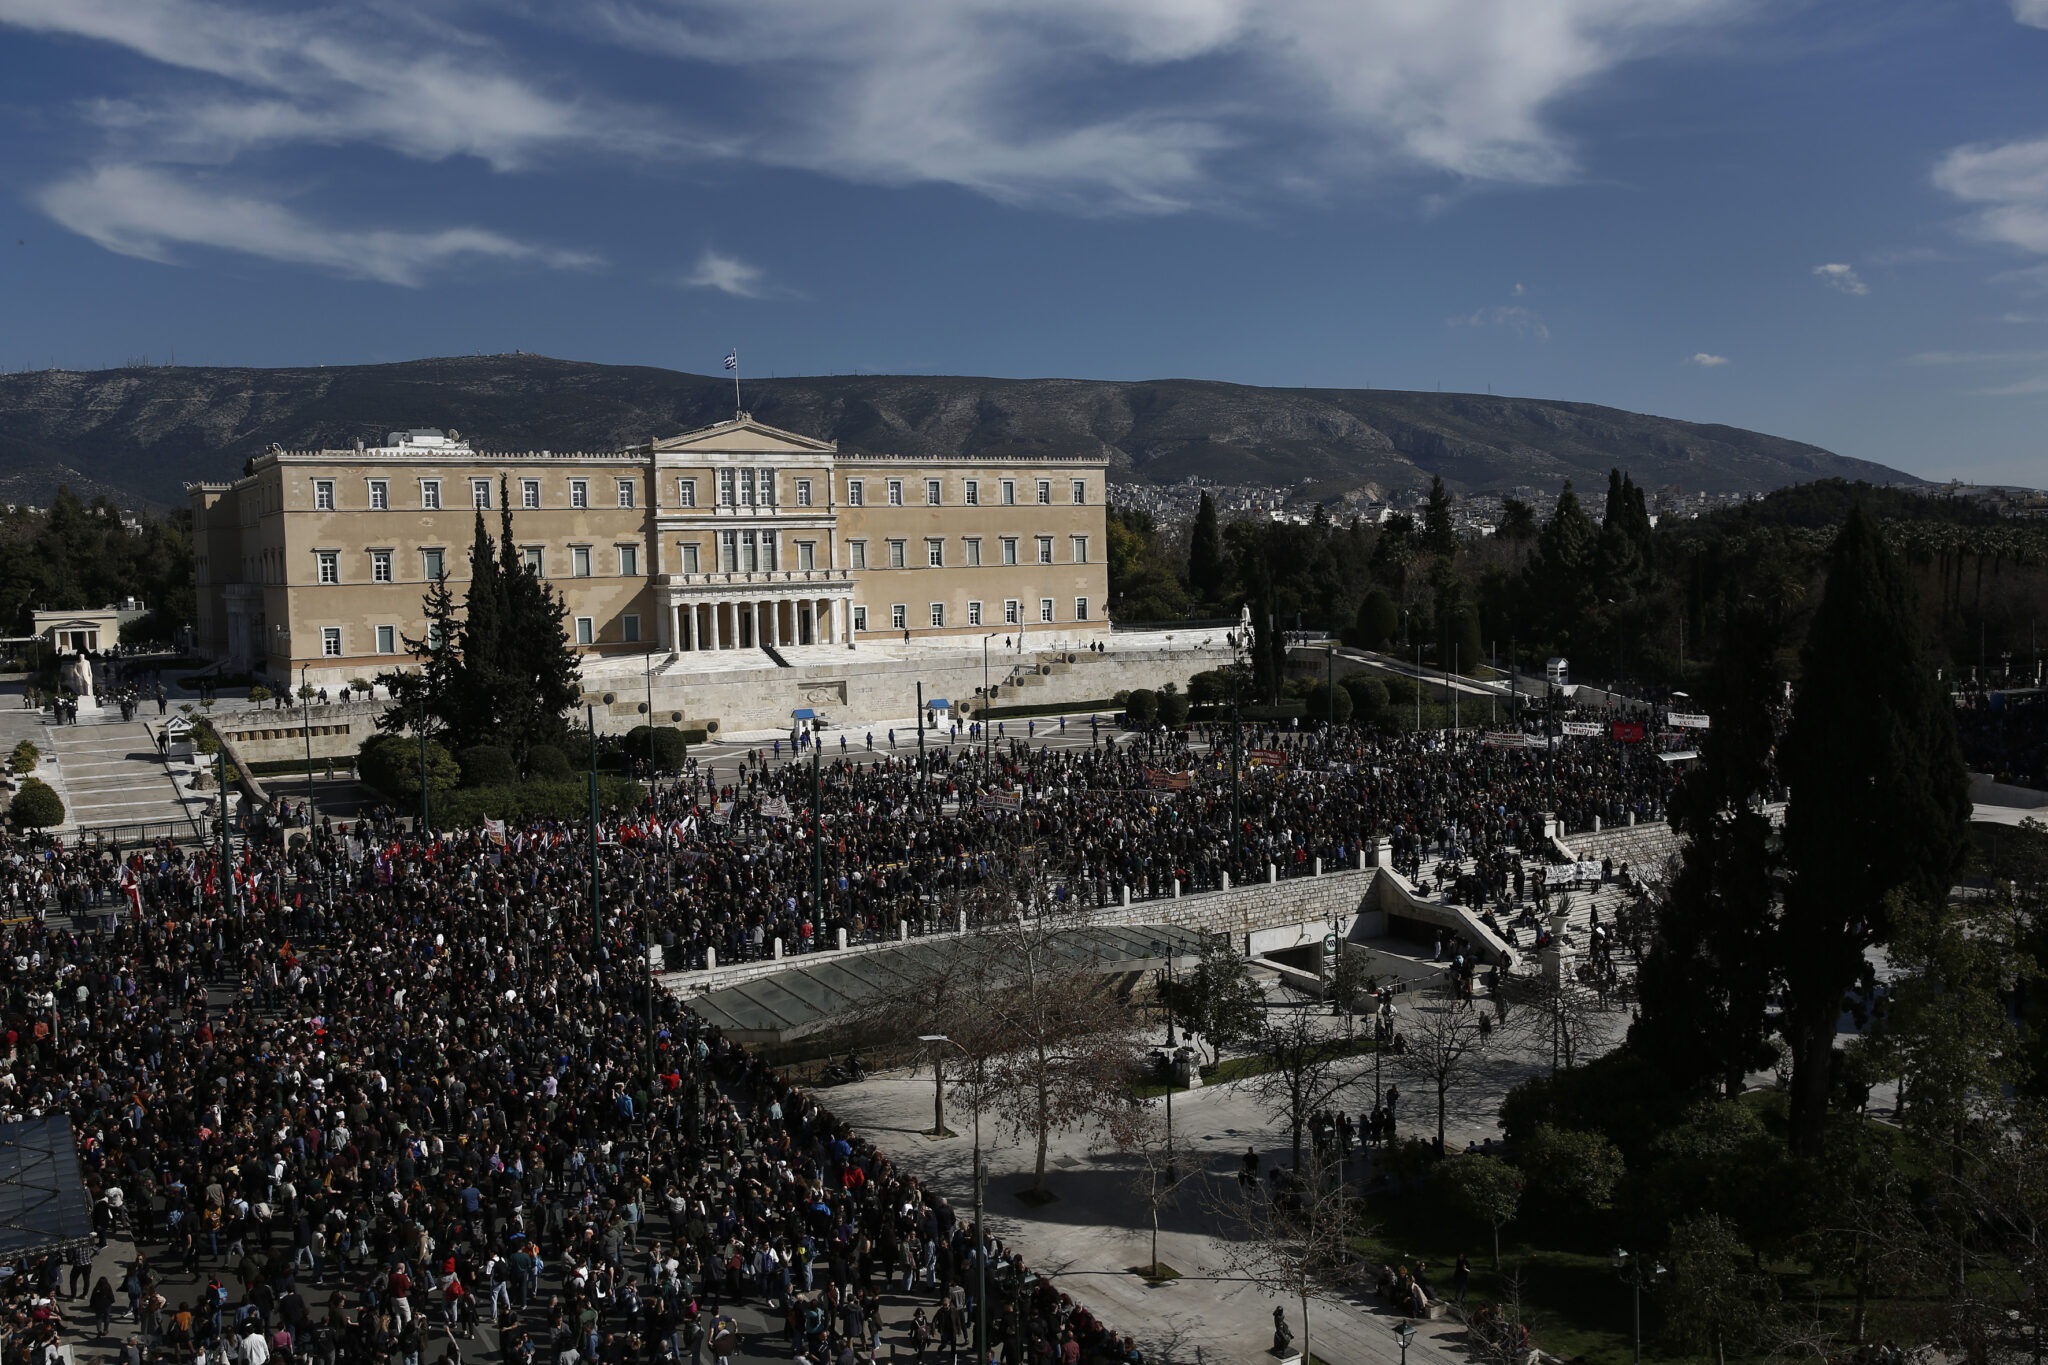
top-left (430, 778), bottom-right (648, 828)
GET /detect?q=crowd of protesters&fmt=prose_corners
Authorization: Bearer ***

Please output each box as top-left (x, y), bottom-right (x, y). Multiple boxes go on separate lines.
top-left (0, 804), bottom-right (1168, 1365)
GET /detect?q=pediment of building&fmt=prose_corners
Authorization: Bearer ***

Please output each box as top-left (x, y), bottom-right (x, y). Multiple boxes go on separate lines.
top-left (648, 414), bottom-right (838, 456)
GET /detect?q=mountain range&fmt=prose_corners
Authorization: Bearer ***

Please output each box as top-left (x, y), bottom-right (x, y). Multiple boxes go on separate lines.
top-left (0, 354), bottom-right (1917, 511)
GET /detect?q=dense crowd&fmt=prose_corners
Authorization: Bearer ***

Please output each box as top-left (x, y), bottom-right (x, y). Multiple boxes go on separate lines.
top-left (0, 811), bottom-right (1165, 1365)
top-left (1956, 687), bottom-right (2048, 792)
top-left (604, 721), bottom-right (1677, 971)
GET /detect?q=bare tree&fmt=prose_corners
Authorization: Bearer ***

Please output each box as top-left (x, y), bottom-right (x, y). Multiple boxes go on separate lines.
top-left (1394, 985), bottom-right (1503, 1153)
top-left (965, 913), bottom-right (1147, 1197)
top-left (1124, 1106), bottom-right (1199, 1281)
top-left (1502, 969), bottom-right (1602, 1075)
top-left (1208, 1155), bottom-right (1361, 1365)
top-left (1251, 1002), bottom-right (1358, 1170)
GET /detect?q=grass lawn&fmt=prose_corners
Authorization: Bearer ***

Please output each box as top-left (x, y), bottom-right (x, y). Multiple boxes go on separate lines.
top-left (1132, 1036), bottom-right (1382, 1098)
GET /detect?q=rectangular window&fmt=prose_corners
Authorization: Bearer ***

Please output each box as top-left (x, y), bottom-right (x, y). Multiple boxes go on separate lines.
top-left (422, 548), bottom-right (445, 580)
top-left (891, 603), bottom-right (907, 631)
top-left (321, 627), bottom-right (342, 657)
top-left (887, 479), bottom-right (903, 506)
top-left (570, 479), bottom-right (588, 509)
top-left (796, 478), bottom-right (813, 507)
top-left (1001, 479), bottom-right (1016, 506)
top-left (968, 600), bottom-right (983, 627)
top-left (965, 480), bottom-right (980, 506)
top-left (926, 538), bottom-right (944, 568)
top-left (622, 614), bottom-right (641, 644)
top-left (681, 542), bottom-right (701, 573)
top-left (1004, 599), bottom-right (1020, 625)
top-left (718, 531), bottom-right (737, 572)
top-left (739, 468), bottom-right (756, 506)
top-left (718, 469), bottom-right (736, 506)
top-left (472, 478), bottom-right (492, 509)
top-left (1072, 479), bottom-right (1087, 505)
top-left (421, 479), bottom-right (441, 510)
top-left (847, 479), bottom-right (863, 507)
top-left (758, 469), bottom-right (775, 506)
top-left (760, 532), bottom-right (777, 571)
top-left (617, 479), bottom-right (636, 508)
top-left (738, 531), bottom-right (757, 573)
top-left (797, 541), bottom-right (816, 570)
top-left (1076, 597), bottom-right (1090, 621)
top-left (677, 478), bottom-right (697, 508)
top-left (575, 617), bottom-right (594, 646)
top-left (1040, 598), bottom-right (1055, 623)
top-left (1071, 536), bottom-right (1088, 564)
top-left (930, 603), bottom-right (945, 628)
top-left (618, 545), bottom-right (639, 577)
top-left (852, 605), bottom-right (868, 632)
top-left (926, 478), bottom-right (942, 505)
top-left (426, 621), bottom-right (446, 650)
top-left (523, 546), bottom-right (544, 575)
top-left (368, 479), bottom-right (388, 510)
top-left (316, 550), bottom-right (339, 585)
top-left (849, 540), bottom-right (867, 570)
top-left (1001, 537), bottom-right (1019, 566)
top-left (371, 550), bottom-right (393, 583)
top-left (522, 479), bottom-right (541, 510)
top-left (375, 624), bottom-right (396, 654)
top-left (1037, 536), bottom-right (1054, 565)
top-left (1037, 480), bottom-right (1051, 505)
top-left (965, 537), bottom-right (982, 567)
top-left (572, 546), bottom-right (592, 577)
top-left (314, 479), bottom-right (335, 511)
top-left (887, 539), bottom-right (906, 569)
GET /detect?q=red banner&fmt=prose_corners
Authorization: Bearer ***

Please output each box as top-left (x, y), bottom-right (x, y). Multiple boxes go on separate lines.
top-left (1610, 721), bottom-right (1646, 743)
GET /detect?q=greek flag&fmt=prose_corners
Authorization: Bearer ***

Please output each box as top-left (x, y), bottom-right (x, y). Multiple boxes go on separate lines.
top-left (724, 350), bottom-right (738, 371)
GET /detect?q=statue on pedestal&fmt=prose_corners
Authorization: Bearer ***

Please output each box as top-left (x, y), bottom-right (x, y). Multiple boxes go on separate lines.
top-left (59, 653), bottom-right (95, 706)
top-left (1272, 1306), bottom-right (1294, 1356)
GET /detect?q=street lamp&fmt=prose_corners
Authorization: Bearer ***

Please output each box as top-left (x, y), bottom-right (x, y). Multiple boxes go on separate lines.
top-left (981, 633), bottom-right (998, 770)
top-left (1394, 1317), bottom-right (1416, 1365)
top-left (922, 1034), bottom-right (986, 1363)
top-left (1613, 1248), bottom-right (1665, 1365)
top-left (1147, 939), bottom-right (1179, 1184)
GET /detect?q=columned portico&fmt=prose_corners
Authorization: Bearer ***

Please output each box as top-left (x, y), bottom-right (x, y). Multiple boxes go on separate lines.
top-left (658, 577), bottom-right (855, 654)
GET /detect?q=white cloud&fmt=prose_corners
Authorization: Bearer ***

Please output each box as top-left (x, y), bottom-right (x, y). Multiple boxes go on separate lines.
top-left (1934, 136), bottom-right (2048, 270)
top-left (681, 249), bottom-right (771, 298)
top-left (38, 163), bottom-right (599, 286)
top-left (1811, 262), bottom-right (1870, 295)
top-left (1687, 352), bottom-right (1729, 366)
top-left (2011, 0), bottom-right (2048, 27)
top-left (1510, 282), bottom-right (1526, 296)
top-left (578, 0), bottom-right (1747, 212)
top-left (1449, 304), bottom-right (1549, 340)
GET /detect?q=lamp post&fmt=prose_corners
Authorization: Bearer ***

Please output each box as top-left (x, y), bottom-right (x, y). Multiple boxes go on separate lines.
top-left (981, 633), bottom-right (997, 770)
top-left (1148, 939), bottom-right (1179, 1184)
top-left (1613, 1248), bottom-right (1665, 1365)
top-left (1394, 1317), bottom-right (1416, 1365)
top-left (299, 663), bottom-right (316, 833)
top-left (921, 1034), bottom-right (985, 1362)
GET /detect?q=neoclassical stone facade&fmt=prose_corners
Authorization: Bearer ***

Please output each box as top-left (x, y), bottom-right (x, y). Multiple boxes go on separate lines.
top-left (190, 415), bottom-right (1110, 686)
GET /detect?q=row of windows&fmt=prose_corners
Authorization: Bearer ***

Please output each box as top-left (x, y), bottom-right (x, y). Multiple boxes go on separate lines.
top-left (308, 472), bottom-right (1089, 513)
top-left (314, 476), bottom-right (641, 513)
top-left (308, 533), bottom-right (1090, 584)
top-left (848, 535), bottom-right (1086, 570)
top-left (321, 613), bottom-right (646, 658)
top-left (312, 544), bottom-right (641, 584)
top-left (858, 598), bottom-right (1089, 632)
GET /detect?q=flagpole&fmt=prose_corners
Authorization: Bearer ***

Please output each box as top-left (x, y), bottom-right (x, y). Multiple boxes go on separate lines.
top-left (732, 347), bottom-right (741, 417)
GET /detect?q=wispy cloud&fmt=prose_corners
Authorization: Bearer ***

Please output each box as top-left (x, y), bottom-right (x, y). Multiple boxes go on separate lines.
top-left (1934, 136), bottom-right (2048, 269)
top-left (1449, 304), bottom-right (1549, 340)
top-left (2011, 0), bottom-right (2048, 28)
top-left (1812, 262), bottom-right (1869, 295)
top-left (1687, 352), bottom-right (1729, 366)
top-left (38, 163), bottom-right (599, 286)
top-left (681, 248), bottom-right (772, 299)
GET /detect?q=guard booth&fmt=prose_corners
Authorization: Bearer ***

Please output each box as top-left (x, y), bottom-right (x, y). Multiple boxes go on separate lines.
top-left (162, 714), bottom-right (197, 759)
top-left (1545, 657), bottom-right (1570, 686)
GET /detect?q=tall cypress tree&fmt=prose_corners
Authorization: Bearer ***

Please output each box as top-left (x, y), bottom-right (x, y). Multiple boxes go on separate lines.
top-left (1189, 492), bottom-right (1226, 606)
top-left (1778, 505), bottom-right (1969, 1154)
top-left (1424, 475), bottom-right (1458, 558)
top-left (1630, 602), bottom-right (1783, 1098)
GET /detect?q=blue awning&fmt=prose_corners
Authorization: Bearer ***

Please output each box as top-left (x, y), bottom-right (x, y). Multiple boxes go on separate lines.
top-left (791, 708), bottom-right (817, 720)
top-left (928, 699), bottom-right (952, 709)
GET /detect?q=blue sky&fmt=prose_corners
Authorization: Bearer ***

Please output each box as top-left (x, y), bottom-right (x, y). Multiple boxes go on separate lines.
top-left (3, 1), bottom-right (2048, 486)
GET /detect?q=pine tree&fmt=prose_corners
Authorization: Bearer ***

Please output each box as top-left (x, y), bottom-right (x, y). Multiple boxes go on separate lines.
top-left (1630, 603), bottom-right (1783, 1098)
top-left (1189, 492), bottom-right (1226, 606)
top-left (1424, 475), bottom-right (1458, 558)
top-left (1778, 505), bottom-right (1970, 1155)
top-left (1532, 481), bottom-right (1598, 646)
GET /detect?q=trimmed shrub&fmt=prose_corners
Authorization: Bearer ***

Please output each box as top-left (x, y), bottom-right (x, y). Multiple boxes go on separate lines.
top-left (358, 733), bottom-right (460, 803)
top-left (9, 741), bottom-right (39, 775)
top-left (457, 745), bottom-right (518, 789)
top-left (1305, 680), bottom-right (1354, 726)
top-left (9, 778), bottom-right (64, 829)
top-left (525, 744), bottom-right (573, 781)
top-left (1342, 675), bottom-right (1390, 720)
top-left (624, 726), bottom-right (692, 773)
top-left (1156, 690), bottom-right (1191, 729)
top-left (431, 778), bottom-right (648, 828)
top-left (1124, 688), bottom-right (1159, 726)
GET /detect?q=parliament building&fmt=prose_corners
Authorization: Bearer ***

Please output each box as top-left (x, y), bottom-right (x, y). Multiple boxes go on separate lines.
top-left (190, 415), bottom-right (1111, 687)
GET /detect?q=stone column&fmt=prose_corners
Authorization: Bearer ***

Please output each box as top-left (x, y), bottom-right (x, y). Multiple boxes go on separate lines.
top-left (709, 601), bottom-right (722, 651)
top-left (766, 599), bottom-right (780, 649)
